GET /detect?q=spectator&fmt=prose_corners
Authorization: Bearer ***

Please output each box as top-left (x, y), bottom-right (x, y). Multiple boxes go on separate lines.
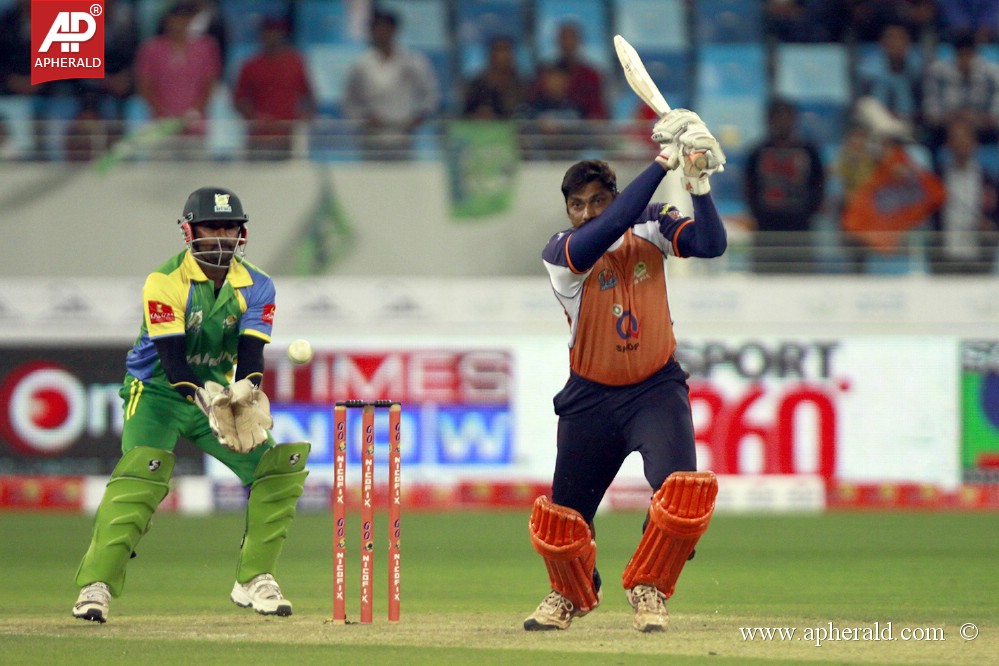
top-left (840, 97), bottom-right (944, 269)
top-left (187, 0), bottom-right (228, 68)
top-left (743, 98), bottom-right (826, 273)
top-left (233, 16), bottom-right (315, 160)
top-left (937, 0), bottom-right (999, 45)
top-left (764, 0), bottom-right (851, 42)
top-left (848, 0), bottom-right (936, 43)
top-left (64, 91), bottom-right (122, 162)
top-left (75, 0), bottom-right (140, 126)
top-left (0, 0), bottom-right (32, 96)
top-left (342, 9), bottom-right (439, 160)
top-left (922, 30), bottom-right (999, 149)
top-left (856, 23), bottom-right (924, 128)
top-left (831, 121), bottom-right (879, 271)
top-left (520, 63), bottom-right (587, 160)
top-left (527, 22), bottom-right (607, 120)
top-left (135, 1), bottom-right (222, 153)
top-left (928, 116), bottom-right (999, 274)
top-left (461, 36), bottom-right (526, 120)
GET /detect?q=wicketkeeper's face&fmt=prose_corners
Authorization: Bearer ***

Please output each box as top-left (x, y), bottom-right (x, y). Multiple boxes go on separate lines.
top-left (566, 182), bottom-right (615, 228)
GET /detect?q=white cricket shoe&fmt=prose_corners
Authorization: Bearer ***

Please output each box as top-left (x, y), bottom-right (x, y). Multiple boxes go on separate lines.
top-left (230, 573), bottom-right (293, 616)
top-left (627, 584), bottom-right (668, 632)
top-left (523, 589), bottom-right (600, 631)
top-left (73, 582), bottom-right (110, 623)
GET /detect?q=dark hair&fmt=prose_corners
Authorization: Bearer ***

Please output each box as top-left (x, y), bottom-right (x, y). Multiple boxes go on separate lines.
top-left (561, 160), bottom-right (618, 200)
top-left (371, 9), bottom-right (399, 30)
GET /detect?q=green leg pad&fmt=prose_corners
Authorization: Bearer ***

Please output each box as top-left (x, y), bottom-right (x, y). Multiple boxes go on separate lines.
top-left (75, 447), bottom-right (176, 596)
top-left (236, 443), bottom-right (310, 583)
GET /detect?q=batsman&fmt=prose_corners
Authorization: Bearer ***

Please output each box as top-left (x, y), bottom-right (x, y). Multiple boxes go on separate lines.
top-left (72, 186), bottom-right (310, 623)
top-left (525, 108), bottom-right (725, 632)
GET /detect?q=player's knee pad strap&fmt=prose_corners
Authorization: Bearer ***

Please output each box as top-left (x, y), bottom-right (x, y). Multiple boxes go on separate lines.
top-left (529, 496), bottom-right (600, 613)
top-left (236, 442), bottom-right (311, 583)
top-left (75, 447), bottom-right (176, 596)
top-left (621, 471), bottom-right (718, 598)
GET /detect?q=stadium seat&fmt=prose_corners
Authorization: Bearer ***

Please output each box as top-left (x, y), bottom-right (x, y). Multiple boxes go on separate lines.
top-left (614, 0), bottom-right (688, 50)
top-left (0, 95), bottom-right (35, 159)
top-left (796, 100), bottom-right (847, 147)
top-left (696, 43), bottom-right (767, 97)
top-left (39, 95), bottom-right (81, 162)
top-left (693, 0), bottom-right (763, 43)
top-left (535, 0), bottom-right (611, 71)
top-left (455, 0), bottom-right (530, 78)
top-left (692, 92), bottom-right (767, 153)
top-left (628, 48), bottom-right (692, 111)
top-left (775, 43), bottom-right (851, 103)
top-left (206, 86), bottom-right (246, 160)
top-left (295, 0), bottom-right (355, 47)
top-left (303, 43), bottom-right (367, 114)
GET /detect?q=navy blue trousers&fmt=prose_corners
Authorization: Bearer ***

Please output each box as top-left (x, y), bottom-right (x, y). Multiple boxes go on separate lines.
top-left (550, 358), bottom-right (697, 526)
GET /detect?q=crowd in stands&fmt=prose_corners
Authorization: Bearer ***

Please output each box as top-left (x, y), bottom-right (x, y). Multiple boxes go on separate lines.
top-left (0, 0), bottom-right (998, 274)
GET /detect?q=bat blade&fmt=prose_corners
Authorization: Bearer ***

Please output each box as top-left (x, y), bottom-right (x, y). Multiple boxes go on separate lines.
top-left (614, 35), bottom-right (670, 117)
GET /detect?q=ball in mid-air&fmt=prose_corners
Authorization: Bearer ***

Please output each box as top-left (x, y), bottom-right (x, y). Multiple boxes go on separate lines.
top-left (287, 339), bottom-right (314, 365)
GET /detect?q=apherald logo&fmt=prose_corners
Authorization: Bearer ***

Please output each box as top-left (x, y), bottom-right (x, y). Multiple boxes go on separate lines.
top-left (31, 1), bottom-right (105, 86)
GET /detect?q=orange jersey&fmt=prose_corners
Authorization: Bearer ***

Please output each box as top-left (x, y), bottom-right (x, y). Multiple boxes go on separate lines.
top-left (543, 203), bottom-right (693, 386)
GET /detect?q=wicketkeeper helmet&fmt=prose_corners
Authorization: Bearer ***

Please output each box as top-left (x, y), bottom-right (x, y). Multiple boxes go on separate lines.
top-left (178, 186), bottom-right (249, 268)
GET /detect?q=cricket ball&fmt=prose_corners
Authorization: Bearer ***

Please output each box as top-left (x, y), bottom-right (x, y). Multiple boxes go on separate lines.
top-left (287, 339), bottom-right (314, 365)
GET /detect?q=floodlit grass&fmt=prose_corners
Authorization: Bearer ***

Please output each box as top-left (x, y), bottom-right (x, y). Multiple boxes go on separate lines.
top-left (1, 510), bottom-right (996, 664)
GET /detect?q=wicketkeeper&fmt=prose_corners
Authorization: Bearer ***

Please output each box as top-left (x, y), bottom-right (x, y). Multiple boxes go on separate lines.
top-left (72, 186), bottom-right (310, 623)
top-left (525, 108), bottom-right (724, 632)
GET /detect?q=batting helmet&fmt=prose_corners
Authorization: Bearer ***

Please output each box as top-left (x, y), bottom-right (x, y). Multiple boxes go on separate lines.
top-left (180, 186), bottom-right (249, 226)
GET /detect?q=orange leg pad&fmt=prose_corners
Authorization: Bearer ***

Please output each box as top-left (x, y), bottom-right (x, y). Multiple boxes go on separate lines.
top-left (529, 496), bottom-right (600, 613)
top-left (621, 471), bottom-right (718, 598)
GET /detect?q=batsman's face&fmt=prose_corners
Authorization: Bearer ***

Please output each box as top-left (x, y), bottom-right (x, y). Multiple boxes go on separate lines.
top-left (566, 182), bottom-right (614, 228)
top-left (192, 220), bottom-right (242, 267)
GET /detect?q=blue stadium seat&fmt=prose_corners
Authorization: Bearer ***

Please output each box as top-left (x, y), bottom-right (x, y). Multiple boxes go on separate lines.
top-left (693, 92), bottom-right (767, 153)
top-left (693, 0), bottom-right (763, 43)
top-left (303, 43), bottom-right (367, 114)
top-left (0, 95), bottom-right (35, 159)
top-left (535, 0), bottom-right (611, 71)
top-left (796, 101), bottom-right (847, 147)
top-left (614, 0), bottom-right (688, 50)
top-left (39, 96), bottom-right (81, 161)
top-left (634, 49), bottom-right (692, 110)
top-left (225, 41), bottom-right (259, 85)
top-left (206, 87), bottom-right (246, 159)
top-left (456, 0), bottom-right (530, 78)
top-left (295, 0), bottom-right (354, 47)
top-left (696, 43), bottom-right (767, 97)
top-left (135, 0), bottom-right (166, 39)
top-left (775, 43), bottom-right (851, 103)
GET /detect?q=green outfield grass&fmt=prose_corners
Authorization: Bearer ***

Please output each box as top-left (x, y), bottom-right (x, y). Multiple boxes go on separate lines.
top-left (0, 509), bottom-right (996, 665)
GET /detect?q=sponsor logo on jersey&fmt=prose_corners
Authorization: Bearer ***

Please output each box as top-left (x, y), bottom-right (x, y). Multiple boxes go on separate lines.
top-left (148, 301), bottom-right (175, 324)
top-left (262, 303), bottom-right (276, 324)
top-left (223, 314), bottom-right (238, 329)
top-left (633, 262), bottom-right (650, 285)
top-left (597, 270), bottom-right (617, 290)
top-left (186, 309), bottom-right (203, 332)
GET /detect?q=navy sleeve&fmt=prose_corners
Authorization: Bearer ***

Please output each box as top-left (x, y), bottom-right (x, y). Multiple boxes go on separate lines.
top-left (235, 335), bottom-right (266, 385)
top-left (564, 163), bottom-right (667, 271)
top-left (676, 193), bottom-right (728, 258)
top-left (153, 335), bottom-right (200, 400)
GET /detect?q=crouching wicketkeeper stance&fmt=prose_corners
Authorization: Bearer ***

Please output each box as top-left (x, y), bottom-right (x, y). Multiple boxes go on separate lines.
top-left (72, 186), bottom-right (309, 623)
top-left (525, 108), bottom-right (726, 632)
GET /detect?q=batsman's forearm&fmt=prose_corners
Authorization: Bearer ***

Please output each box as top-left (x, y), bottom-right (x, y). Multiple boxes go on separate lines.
top-left (679, 193), bottom-right (727, 258)
top-left (567, 163), bottom-right (667, 270)
top-left (153, 335), bottom-right (201, 400)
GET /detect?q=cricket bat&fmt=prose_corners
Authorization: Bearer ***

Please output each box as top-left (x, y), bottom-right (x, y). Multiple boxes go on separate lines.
top-left (614, 34), bottom-right (711, 170)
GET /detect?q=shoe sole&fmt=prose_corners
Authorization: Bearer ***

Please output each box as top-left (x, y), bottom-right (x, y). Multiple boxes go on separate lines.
top-left (231, 597), bottom-right (293, 617)
top-left (73, 608), bottom-right (107, 623)
top-left (523, 618), bottom-right (565, 631)
top-left (635, 622), bottom-right (667, 633)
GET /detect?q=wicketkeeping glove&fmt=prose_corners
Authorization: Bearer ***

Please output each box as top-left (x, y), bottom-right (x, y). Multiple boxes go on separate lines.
top-left (195, 379), bottom-right (272, 453)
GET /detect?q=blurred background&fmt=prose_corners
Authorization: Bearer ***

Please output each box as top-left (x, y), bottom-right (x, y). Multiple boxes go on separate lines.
top-left (1, 0), bottom-right (998, 516)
